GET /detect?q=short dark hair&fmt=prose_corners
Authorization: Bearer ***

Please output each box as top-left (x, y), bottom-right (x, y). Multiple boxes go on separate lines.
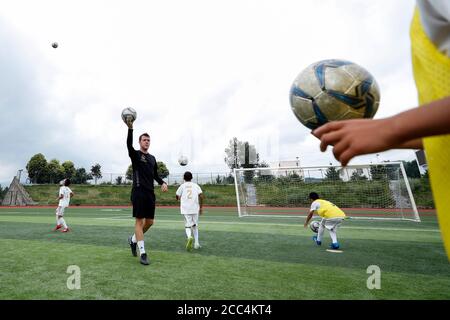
top-left (139, 133), bottom-right (150, 142)
top-left (184, 171), bottom-right (193, 181)
top-left (309, 192), bottom-right (319, 200)
top-left (64, 178), bottom-right (71, 187)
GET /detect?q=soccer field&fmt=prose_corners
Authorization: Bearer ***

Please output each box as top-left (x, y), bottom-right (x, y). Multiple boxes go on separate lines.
top-left (0, 206), bottom-right (449, 300)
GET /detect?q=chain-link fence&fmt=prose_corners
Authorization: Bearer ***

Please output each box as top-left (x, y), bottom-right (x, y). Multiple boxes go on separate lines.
top-left (20, 171), bottom-right (235, 186)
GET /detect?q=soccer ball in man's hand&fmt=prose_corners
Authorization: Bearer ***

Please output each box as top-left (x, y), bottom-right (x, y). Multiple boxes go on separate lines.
top-left (290, 59), bottom-right (380, 130)
top-left (178, 156), bottom-right (188, 166)
top-left (310, 220), bottom-right (320, 233)
top-left (121, 107), bottom-right (137, 125)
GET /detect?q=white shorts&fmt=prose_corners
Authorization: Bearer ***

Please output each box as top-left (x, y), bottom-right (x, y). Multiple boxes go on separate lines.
top-left (183, 214), bottom-right (199, 228)
top-left (56, 206), bottom-right (66, 217)
top-left (320, 218), bottom-right (344, 231)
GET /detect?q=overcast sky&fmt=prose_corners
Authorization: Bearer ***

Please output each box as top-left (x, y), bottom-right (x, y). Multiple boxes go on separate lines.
top-left (0, 0), bottom-right (420, 186)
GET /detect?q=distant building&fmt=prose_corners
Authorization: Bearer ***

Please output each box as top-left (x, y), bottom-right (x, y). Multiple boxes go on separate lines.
top-left (268, 160), bottom-right (304, 179)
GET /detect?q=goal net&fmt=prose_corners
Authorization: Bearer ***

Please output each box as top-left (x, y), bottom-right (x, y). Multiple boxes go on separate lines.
top-left (233, 162), bottom-right (420, 221)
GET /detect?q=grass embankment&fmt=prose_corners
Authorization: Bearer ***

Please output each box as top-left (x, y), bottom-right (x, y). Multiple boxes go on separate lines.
top-left (24, 184), bottom-right (237, 206)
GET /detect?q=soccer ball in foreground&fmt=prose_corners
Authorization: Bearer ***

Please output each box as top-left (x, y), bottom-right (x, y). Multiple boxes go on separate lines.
top-left (178, 156), bottom-right (188, 166)
top-left (52, 42), bottom-right (58, 48)
top-left (310, 220), bottom-right (320, 233)
top-left (289, 59), bottom-right (380, 130)
top-left (121, 107), bottom-right (137, 124)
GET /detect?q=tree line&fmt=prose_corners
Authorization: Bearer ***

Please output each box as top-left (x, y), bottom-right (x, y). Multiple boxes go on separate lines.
top-left (26, 153), bottom-right (102, 184)
top-left (25, 153), bottom-right (170, 185)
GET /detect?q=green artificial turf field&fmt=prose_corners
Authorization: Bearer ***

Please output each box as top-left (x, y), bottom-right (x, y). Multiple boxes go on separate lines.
top-left (0, 206), bottom-right (448, 299)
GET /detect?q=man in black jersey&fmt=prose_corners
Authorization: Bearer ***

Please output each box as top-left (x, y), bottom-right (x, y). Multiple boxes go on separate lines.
top-left (125, 117), bottom-right (168, 265)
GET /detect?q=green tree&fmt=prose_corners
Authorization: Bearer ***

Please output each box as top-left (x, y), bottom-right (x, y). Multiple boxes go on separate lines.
top-left (26, 153), bottom-right (49, 184)
top-left (403, 160), bottom-right (421, 179)
top-left (225, 174), bottom-right (235, 184)
top-left (325, 167), bottom-right (341, 181)
top-left (90, 164), bottom-right (102, 184)
top-left (46, 159), bottom-right (65, 184)
top-left (224, 137), bottom-right (242, 170)
top-left (115, 176), bottom-right (123, 185)
top-left (157, 161), bottom-right (169, 179)
top-left (126, 165), bottom-right (133, 181)
top-left (72, 168), bottom-right (92, 184)
top-left (350, 169), bottom-right (368, 181)
top-left (62, 161), bottom-right (76, 179)
top-left (0, 184), bottom-right (8, 201)
top-left (370, 165), bottom-right (387, 180)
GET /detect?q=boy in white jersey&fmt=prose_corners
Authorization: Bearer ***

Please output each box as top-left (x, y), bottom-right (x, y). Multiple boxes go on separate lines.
top-left (304, 192), bottom-right (346, 249)
top-left (53, 178), bottom-right (74, 233)
top-left (176, 171), bottom-right (204, 251)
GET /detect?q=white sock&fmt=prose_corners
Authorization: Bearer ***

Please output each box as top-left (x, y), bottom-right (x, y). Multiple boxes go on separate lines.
top-left (329, 229), bottom-right (338, 243)
top-left (317, 224), bottom-right (324, 242)
top-left (192, 225), bottom-right (199, 245)
top-left (60, 218), bottom-right (68, 229)
top-left (131, 234), bottom-right (137, 243)
top-left (56, 218), bottom-right (61, 225)
top-left (185, 227), bottom-right (192, 238)
top-left (138, 240), bottom-right (145, 255)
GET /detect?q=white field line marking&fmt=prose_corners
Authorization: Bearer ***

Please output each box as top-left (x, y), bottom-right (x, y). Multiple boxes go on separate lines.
top-left (92, 217), bottom-right (440, 232)
top-left (0, 212), bottom-right (26, 214)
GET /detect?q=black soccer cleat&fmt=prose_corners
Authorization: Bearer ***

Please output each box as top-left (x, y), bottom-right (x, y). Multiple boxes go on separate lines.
top-left (140, 253), bottom-right (150, 265)
top-left (128, 236), bottom-right (137, 257)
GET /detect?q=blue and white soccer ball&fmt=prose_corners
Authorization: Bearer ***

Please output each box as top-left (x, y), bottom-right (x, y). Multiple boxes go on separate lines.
top-left (121, 107), bottom-right (137, 124)
top-left (309, 220), bottom-right (320, 233)
top-left (289, 59), bottom-right (380, 130)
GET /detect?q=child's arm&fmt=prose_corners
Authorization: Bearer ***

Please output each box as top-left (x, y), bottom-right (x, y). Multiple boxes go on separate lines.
top-left (313, 96), bottom-right (450, 166)
top-left (199, 193), bottom-right (204, 215)
top-left (303, 210), bottom-right (314, 228)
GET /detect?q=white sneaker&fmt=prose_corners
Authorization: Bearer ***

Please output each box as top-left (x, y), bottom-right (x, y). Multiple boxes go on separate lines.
top-left (186, 236), bottom-right (194, 251)
top-left (194, 243), bottom-right (201, 249)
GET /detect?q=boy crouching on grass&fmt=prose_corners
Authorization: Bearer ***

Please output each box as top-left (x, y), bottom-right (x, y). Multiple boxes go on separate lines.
top-left (304, 192), bottom-right (346, 249)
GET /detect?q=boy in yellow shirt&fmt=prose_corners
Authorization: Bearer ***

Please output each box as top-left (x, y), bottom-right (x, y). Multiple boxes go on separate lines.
top-left (312, 1), bottom-right (450, 260)
top-left (304, 192), bottom-right (346, 249)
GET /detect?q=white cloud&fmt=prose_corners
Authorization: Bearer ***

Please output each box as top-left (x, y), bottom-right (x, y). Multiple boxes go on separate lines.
top-left (0, 0), bottom-right (419, 185)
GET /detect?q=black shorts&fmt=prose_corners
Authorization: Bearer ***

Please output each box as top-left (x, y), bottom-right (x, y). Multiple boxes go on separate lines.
top-left (131, 188), bottom-right (156, 219)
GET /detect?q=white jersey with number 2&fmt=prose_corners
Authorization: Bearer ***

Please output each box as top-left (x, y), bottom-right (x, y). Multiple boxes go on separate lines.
top-left (176, 182), bottom-right (203, 215)
top-left (58, 186), bottom-right (72, 207)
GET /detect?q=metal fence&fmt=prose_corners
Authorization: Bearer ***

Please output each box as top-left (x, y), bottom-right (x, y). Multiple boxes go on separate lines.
top-left (20, 171), bottom-right (235, 186)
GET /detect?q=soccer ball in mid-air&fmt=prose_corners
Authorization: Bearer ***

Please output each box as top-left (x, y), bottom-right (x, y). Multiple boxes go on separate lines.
top-left (178, 155), bottom-right (188, 166)
top-left (310, 220), bottom-right (320, 233)
top-left (289, 59), bottom-right (380, 130)
top-left (121, 107), bottom-right (137, 124)
top-left (52, 42), bottom-right (58, 48)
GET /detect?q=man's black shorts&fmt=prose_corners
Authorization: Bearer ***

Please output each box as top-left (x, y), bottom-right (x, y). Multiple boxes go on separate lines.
top-left (131, 188), bottom-right (156, 219)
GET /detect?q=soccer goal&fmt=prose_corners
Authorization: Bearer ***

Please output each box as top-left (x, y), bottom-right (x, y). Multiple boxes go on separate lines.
top-left (233, 162), bottom-right (420, 222)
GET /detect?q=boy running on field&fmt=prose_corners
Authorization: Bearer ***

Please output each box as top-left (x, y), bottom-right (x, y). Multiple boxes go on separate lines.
top-left (176, 172), bottom-right (204, 251)
top-left (53, 178), bottom-right (74, 233)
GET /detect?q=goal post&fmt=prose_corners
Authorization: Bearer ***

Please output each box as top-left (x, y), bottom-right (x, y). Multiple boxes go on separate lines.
top-left (233, 162), bottom-right (420, 222)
